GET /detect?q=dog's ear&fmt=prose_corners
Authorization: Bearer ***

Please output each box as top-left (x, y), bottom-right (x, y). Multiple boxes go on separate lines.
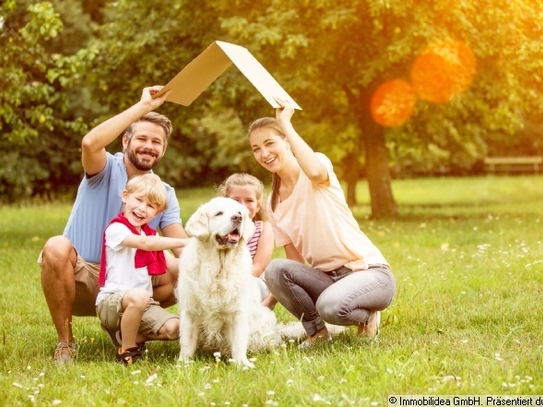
top-left (240, 207), bottom-right (256, 243)
top-left (185, 207), bottom-right (210, 240)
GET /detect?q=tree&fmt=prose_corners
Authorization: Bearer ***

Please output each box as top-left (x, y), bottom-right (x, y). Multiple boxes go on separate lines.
top-left (0, 0), bottom-right (97, 201)
top-left (217, 0), bottom-right (543, 217)
top-left (28, 0), bottom-right (541, 213)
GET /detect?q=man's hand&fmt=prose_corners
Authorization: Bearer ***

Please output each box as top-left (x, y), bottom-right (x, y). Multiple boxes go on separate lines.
top-left (142, 86), bottom-right (171, 111)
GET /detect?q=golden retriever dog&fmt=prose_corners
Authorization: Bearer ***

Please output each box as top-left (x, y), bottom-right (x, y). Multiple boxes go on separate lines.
top-left (176, 197), bottom-right (281, 368)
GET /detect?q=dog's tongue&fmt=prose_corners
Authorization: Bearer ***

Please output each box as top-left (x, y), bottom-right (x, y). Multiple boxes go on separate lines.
top-left (227, 231), bottom-right (240, 243)
top-left (216, 231), bottom-right (240, 246)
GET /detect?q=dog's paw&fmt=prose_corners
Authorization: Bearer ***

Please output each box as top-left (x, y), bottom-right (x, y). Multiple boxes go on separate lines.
top-left (229, 357), bottom-right (255, 369)
top-left (178, 353), bottom-right (192, 364)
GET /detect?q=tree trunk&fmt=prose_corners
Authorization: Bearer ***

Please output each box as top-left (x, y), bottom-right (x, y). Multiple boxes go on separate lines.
top-left (344, 152), bottom-right (359, 207)
top-left (362, 121), bottom-right (397, 218)
top-left (344, 85), bottom-right (397, 218)
top-left (358, 91), bottom-right (397, 219)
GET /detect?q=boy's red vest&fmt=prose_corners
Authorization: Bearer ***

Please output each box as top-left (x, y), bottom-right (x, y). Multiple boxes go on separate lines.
top-left (99, 212), bottom-right (166, 286)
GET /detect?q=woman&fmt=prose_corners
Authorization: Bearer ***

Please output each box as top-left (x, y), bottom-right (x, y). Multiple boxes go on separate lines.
top-left (248, 99), bottom-right (396, 348)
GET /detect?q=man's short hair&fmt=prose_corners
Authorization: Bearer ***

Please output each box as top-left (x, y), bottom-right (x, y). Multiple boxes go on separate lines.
top-left (124, 112), bottom-right (173, 143)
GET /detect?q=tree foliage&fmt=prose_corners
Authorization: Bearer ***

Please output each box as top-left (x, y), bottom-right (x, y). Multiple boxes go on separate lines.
top-left (0, 0), bottom-right (97, 201)
top-left (2, 0), bottom-right (542, 212)
top-left (216, 0), bottom-right (543, 215)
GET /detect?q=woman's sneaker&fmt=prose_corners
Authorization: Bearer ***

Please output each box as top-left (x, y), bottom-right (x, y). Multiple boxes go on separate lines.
top-left (358, 311), bottom-right (380, 338)
top-left (116, 347), bottom-right (142, 365)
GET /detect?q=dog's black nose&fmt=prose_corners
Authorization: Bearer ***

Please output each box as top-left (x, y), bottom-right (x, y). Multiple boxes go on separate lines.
top-left (232, 213), bottom-right (242, 223)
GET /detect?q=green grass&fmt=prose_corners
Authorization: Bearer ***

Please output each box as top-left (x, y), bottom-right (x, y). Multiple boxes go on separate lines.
top-left (1, 175), bottom-right (542, 406)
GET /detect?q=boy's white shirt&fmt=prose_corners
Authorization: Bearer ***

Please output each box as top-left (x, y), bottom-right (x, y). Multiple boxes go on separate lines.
top-left (95, 222), bottom-right (153, 305)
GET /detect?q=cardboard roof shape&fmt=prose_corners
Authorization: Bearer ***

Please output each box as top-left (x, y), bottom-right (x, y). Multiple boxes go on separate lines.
top-left (154, 41), bottom-right (301, 110)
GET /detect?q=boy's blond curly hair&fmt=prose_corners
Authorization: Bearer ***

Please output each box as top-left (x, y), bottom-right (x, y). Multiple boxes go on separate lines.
top-left (125, 173), bottom-right (168, 213)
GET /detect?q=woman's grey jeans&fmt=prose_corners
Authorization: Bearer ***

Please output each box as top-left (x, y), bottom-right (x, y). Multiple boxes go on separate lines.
top-left (265, 258), bottom-right (396, 337)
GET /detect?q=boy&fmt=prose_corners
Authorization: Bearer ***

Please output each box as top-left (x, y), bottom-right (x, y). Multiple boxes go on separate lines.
top-left (96, 173), bottom-right (187, 365)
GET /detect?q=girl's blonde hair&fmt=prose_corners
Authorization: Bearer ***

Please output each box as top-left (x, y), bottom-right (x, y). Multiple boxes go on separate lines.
top-left (125, 173), bottom-right (168, 213)
top-left (217, 173), bottom-right (268, 222)
top-left (247, 117), bottom-right (285, 212)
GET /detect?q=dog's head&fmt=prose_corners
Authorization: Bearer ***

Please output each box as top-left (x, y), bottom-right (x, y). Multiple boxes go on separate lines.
top-left (185, 197), bottom-right (256, 249)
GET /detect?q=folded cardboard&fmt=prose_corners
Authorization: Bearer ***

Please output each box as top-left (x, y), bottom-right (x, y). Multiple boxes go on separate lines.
top-left (154, 40), bottom-right (301, 110)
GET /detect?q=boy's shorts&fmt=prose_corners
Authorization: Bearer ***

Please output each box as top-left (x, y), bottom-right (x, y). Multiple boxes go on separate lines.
top-left (38, 249), bottom-right (164, 317)
top-left (96, 291), bottom-right (178, 336)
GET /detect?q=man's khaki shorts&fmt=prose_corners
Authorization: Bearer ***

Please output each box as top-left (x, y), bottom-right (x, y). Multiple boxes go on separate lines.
top-left (96, 291), bottom-right (178, 336)
top-left (37, 250), bottom-right (163, 317)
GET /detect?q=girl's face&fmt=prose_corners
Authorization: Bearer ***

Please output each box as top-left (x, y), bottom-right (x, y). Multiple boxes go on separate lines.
top-left (121, 190), bottom-right (160, 229)
top-left (249, 127), bottom-right (289, 173)
top-left (227, 185), bottom-right (260, 221)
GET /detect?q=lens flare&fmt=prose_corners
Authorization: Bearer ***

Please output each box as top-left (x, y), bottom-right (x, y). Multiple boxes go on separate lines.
top-left (370, 79), bottom-right (417, 127)
top-left (411, 39), bottom-right (476, 103)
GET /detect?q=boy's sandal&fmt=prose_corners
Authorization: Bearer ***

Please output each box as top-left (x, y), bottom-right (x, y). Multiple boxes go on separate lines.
top-left (137, 341), bottom-right (147, 353)
top-left (106, 328), bottom-right (146, 353)
top-left (117, 331), bottom-right (146, 353)
top-left (116, 347), bottom-right (142, 365)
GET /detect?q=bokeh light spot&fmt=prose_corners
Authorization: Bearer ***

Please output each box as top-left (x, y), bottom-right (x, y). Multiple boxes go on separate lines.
top-left (411, 39), bottom-right (476, 103)
top-left (370, 79), bottom-right (417, 127)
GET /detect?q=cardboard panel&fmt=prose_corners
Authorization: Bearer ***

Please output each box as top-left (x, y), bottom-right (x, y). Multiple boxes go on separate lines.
top-left (155, 41), bottom-right (301, 110)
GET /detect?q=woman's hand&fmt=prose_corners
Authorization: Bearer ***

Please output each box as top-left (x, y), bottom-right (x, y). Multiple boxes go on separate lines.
top-left (273, 96), bottom-right (329, 184)
top-left (274, 96), bottom-right (295, 125)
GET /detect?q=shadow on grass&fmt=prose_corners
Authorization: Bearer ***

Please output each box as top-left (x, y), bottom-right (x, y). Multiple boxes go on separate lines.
top-left (351, 201), bottom-right (540, 223)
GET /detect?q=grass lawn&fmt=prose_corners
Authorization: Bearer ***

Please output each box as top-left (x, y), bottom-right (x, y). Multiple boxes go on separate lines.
top-left (0, 175), bottom-right (542, 406)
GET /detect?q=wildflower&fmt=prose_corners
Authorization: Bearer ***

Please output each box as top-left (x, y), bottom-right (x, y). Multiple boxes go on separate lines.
top-left (145, 373), bottom-right (158, 386)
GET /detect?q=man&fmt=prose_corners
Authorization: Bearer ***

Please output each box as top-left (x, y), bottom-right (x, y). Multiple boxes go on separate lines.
top-left (39, 86), bottom-right (187, 363)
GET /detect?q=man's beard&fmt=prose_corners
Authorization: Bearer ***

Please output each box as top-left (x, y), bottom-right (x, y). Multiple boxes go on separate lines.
top-left (126, 148), bottom-right (161, 171)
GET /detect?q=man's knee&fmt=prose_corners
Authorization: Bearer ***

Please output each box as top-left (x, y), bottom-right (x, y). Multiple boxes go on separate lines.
top-left (166, 255), bottom-right (179, 277)
top-left (40, 237), bottom-right (77, 290)
top-left (155, 264), bottom-right (178, 290)
top-left (152, 280), bottom-right (176, 308)
top-left (154, 270), bottom-right (174, 289)
top-left (42, 236), bottom-right (74, 266)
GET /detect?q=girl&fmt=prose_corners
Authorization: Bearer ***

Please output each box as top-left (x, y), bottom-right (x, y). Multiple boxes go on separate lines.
top-left (247, 99), bottom-right (396, 348)
top-left (218, 173), bottom-right (277, 309)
